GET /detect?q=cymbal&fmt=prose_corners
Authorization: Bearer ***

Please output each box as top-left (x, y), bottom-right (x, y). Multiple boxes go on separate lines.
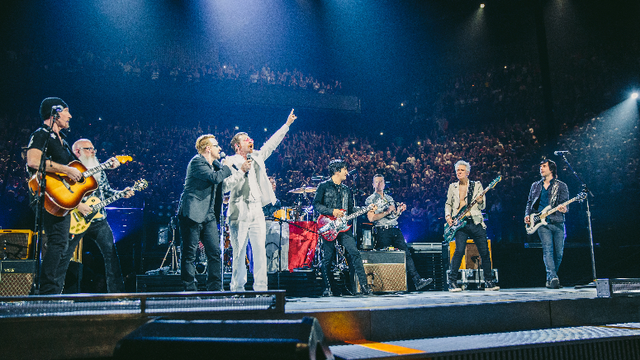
top-left (288, 186), bottom-right (317, 194)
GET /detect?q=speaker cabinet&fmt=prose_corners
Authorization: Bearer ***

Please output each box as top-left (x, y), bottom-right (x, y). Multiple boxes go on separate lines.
top-left (0, 260), bottom-right (35, 296)
top-left (359, 251), bottom-right (407, 293)
top-left (0, 230), bottom-right (34, 260)
top-left (448, 239), bottom-right (493, 269)
top-left (409, 242), bottom-right (445, 291)
top-left (114, 317), bottom-right (333, 360)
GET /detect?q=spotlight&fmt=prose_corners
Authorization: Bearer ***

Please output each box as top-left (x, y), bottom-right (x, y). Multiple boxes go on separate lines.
top-left (632, 92), bottom-right (639, 100)
top-left (480, 3), bottom-right (485, 9)
top-left (380, 132), bottom-right (384, 136)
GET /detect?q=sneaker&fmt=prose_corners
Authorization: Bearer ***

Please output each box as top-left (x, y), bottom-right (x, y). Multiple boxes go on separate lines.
top-left (414, 277), bottom-right (434, 291)
top-left (484, 280), bottom-right (500, 291)
top-left (545, 280), bottom-right (553, 289)
top-left (549, 278), bottom-right (560, 289)
top-left (360, 284), bottom-right (373, 295)
top-left (322, 288), bottom-right (333, 297)
top-left (448, 282), bottom-right (462, 292)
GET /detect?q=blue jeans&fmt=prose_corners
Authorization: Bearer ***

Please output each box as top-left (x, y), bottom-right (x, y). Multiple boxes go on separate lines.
top-left (538, 223), bottom-right (565, 281)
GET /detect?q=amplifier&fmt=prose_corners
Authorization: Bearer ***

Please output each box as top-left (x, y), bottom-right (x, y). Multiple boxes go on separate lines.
top-left (448, 239), bottom-right (493, 269)
top-left (409, 242), bottom-right (445, 291)
top-left (0, 260), bottom-right (36, 296)
top-left (1, 230), bottom-right (34, 260)
top-left (359, 251), bottom-right (407, 293)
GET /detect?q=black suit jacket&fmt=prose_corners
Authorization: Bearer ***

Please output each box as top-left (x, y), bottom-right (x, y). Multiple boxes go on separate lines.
top-left (178, 154), bottom-right (232, 224)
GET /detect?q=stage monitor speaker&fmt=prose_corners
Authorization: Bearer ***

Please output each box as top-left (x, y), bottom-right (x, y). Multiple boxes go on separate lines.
top-left (359, 250), bottom-right (407, 293)
top-left (0, 229), bottom-right (34, 260)
top-left (448, 239), bottom-right (493, 269)
top-left (0, 260), bottom-right (36, 296)
top-left (113, 317), bottom-right (334, 360)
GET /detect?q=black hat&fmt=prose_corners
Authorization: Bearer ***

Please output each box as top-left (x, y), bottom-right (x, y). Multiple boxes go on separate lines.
top-left (40, 97), bottom-right (68, 120)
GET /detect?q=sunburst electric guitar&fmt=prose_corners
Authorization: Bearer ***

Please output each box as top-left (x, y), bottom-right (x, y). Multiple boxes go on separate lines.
top-left (28, 155), bottom-right (133, 216)
top-left (69, 179), bottom-right (148, 235)
top-left (443, 176), bottom-right (502, 243)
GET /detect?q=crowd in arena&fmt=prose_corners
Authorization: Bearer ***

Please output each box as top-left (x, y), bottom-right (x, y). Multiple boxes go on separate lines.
top-left (0, 43), bottom-right (637, 244)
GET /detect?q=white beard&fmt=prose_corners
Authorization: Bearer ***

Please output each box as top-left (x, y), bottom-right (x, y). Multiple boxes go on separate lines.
top-left (79, 154), bottom-right (100, 169)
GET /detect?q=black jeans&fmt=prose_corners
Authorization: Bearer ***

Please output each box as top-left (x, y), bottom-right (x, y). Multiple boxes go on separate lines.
top-left (321, 231), bottom-right (368, 293)
top-left (179, 215), bottom-right (222, 291)
top-left (449, 222), bottom-right (494, 282)
top-left (64, 220), bottom-right (125, 293)
top-left (40, 212), bottom-right (72, 295)
top-left (375, 227), bottom-right (421, 282)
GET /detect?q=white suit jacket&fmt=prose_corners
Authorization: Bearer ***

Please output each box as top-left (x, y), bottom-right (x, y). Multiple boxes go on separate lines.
top-left (223, 124), bottom-right (289, 222)
top-left (444, 180), bottom-right (486, 226)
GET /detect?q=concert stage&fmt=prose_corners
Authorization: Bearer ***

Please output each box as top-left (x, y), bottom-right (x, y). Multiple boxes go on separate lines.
top-left (3, 286), bottom-right (640, 359)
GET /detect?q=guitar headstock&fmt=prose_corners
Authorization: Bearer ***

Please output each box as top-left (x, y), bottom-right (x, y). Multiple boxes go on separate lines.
top-left (576, 191), bottom-right (587, 202)
top-left (116, 155), bottom-right (133, 164)
top-left (487, 175), bottom-right (502, 189)
top-left (133, 179), bottom-right (148, 192)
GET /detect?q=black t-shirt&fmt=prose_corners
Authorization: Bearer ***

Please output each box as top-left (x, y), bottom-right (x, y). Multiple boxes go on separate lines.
top-left (26, 127), bottom-right (76, 176)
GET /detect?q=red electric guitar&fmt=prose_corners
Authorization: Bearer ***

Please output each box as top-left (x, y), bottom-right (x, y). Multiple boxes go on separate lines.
top-left (317, 199), bottom-right (387, 242)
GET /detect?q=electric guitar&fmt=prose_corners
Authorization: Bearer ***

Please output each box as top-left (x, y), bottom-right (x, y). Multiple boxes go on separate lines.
top-left (69, 179), bottom-right (148, 235)
top-left (28, 155), bottom-right (133, 216)
top-left (525, 192), bottom-right (586, 234)
top-left (317, 199), bottom-right (387, 242)
top-left (443, 176), bottom-right (502, 243)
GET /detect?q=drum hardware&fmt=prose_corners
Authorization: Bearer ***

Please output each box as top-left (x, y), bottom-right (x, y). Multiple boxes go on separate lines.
top-left (287, 186), bottom-right (317, 194)
top-left (157, 216), bottom-right (180, 274)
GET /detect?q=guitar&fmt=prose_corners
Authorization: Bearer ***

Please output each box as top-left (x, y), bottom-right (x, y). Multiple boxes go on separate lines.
top-left (28, 155), bottom-right (133, 217)
top-left (317, 199), bottom-right (387, 242)
top-left (443, 176), bottom-right (502, 243)
top-left (69, 179), bottom-right (148, 235)
top-left (525, 192), bottom-right (586, 235)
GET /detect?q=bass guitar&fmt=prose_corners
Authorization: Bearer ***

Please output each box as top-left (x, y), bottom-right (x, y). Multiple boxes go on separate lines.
top-left (69, 179), bottom-right (148, 235)
top-left (525, 192), bottom-right (586, 234)
top-left (443, 176), bottom-right (502, 243)
top-left (28, 155), bottom-right (133, 217)
top-left (318, 199), bottom-right (387, 242)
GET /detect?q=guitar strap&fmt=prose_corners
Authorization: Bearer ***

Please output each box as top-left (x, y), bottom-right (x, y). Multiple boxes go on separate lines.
top-left (549, 180), bottom-right (560, 206)
top-left (466, 181), bottom-right (475, 209)
top-left (340, 185), bottom-right (349, 214)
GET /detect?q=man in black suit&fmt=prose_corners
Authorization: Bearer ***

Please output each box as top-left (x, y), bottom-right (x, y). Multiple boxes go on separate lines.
top-left (177, 134), bottom-right (234, 291)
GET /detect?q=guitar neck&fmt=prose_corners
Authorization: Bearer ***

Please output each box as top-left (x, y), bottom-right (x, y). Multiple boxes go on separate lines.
top-left (545, 195), bottom-right (581, 216)
top-left (92, 191), bottom-right (128, 212)
top-left (83, 161), bottom-right (112, 178)
top-left (342, 204), bottom-right (374, 223)
top-left (454, 188), bottom-right (489, 222)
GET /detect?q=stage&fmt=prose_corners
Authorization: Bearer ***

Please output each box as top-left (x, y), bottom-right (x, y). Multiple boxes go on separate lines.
top-left (3, 286), bottom-right (640, 359)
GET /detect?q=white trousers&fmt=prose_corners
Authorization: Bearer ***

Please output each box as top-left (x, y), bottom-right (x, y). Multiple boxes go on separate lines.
top-left (229, 202), bottom-right (267, 291)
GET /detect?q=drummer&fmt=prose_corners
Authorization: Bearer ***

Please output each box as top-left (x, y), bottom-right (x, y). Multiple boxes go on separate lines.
top-left (262, 176), bottom-right (282, 217)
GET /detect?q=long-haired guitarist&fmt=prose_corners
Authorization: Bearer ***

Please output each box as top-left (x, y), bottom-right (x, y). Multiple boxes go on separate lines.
top-left (365, 174), bottom-right (433, 291)
top-left (60, 139), bottom-right (134, 293)
top-left (524, 159), bottom-right (569, 289)
top-left (26, 98), bottom-right (84, 294)
top-left (313, 159), bottom-right (372, 296)
top-left (444, 160), bottom-right (499, 292)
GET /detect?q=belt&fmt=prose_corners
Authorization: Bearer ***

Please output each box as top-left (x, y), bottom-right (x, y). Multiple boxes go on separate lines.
top-left (374, 225), bottom-right (398, 230)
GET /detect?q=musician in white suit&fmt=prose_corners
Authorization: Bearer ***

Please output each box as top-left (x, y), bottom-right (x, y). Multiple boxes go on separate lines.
top-left (223, 109), bottom-right (296, 292)
top-left (444, 160), bottom-right (499, 292)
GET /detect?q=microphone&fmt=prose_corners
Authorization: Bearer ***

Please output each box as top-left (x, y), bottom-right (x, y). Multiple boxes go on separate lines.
top-left (347, 169), bottom-right (357, 177)
top-left (245, 153), bottom-right (252, 176)
top-left (554, 150), bottom-right (570, 156)
top-left (219, 151), bottom-right (226, 159)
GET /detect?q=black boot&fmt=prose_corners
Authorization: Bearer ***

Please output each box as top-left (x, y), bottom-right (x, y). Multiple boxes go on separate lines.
top-left (322, 287), bottom-right (333, 297)
top-left (360, 284), bottom-right (373, 295)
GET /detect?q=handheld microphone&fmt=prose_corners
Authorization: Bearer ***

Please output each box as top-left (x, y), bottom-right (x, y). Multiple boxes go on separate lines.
top-left (347, 169), bottom-right (357, 177)
top-left (245, 153), bottom-right (252, 176)
top-left (219, 151), bottom-right (226, 159)
top-left (554, 150), bottom-right (570, 156)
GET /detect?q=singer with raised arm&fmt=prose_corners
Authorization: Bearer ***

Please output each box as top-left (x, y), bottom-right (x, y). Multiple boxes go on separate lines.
top-left (26, 98), bottom-right (85, 294)
top-left (365, 174), bottom-right (433, 291)
top-left (524, 159), bottom-right (569, 289)
top-left (222, 109), bottom-right (296, 292)
top-left (177, 135), bottom-right (232, 291)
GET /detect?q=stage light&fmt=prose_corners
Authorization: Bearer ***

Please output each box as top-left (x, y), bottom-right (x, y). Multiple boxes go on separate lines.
top-left (264, 128), bottom-right (268, 132)
top-left (631, 92), bottom-right (638, 99)
top-left (380, 132), bottom-right (384, 136)
top-left (480, 4), bottom-right (485, 9)
top-left (234, 126), bottom-right (239, 130)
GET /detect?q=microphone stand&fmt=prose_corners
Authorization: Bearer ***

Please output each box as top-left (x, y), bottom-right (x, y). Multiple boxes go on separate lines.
top-left (559, 154), bottom-right (597, 288)
top-left (30, 124), bottom-right (55, 295)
